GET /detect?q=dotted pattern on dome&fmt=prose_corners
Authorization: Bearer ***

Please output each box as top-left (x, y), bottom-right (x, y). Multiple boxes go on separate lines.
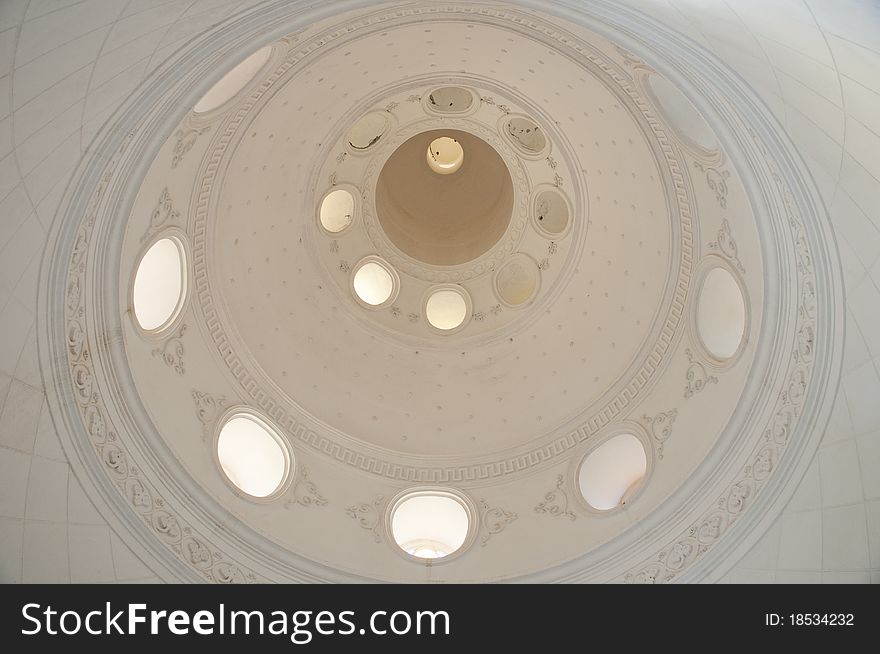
top-left (200, 17), bottom-right (698, 463)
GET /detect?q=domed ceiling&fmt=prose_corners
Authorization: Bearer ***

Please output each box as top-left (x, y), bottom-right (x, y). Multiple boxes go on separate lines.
top-left (38, 0), bottom-right (843, 583)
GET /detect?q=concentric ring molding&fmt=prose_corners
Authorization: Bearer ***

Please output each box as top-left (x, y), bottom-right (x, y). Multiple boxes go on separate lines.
top-left (38, 0), bottom-right (842, 584)
top-left (205, 35), bottom-right (697, 472)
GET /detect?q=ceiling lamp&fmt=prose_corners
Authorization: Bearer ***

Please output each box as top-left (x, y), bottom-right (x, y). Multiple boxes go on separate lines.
top-left (216, 413), bottom-right (291, 499)
top-left (132, 236), bottom-right (187, 332)
top-left (390, 491), bottom-right (471, 560)
top-left (426, 136), bottom-right (464, 174)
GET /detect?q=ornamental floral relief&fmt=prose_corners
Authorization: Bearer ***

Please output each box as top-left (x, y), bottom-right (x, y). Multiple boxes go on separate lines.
top-left (171, 125), bottom-right (210, 169)
top-left (478, 499), bottom-right (517, 546)
top-left (286, 466), bottom-right (328, 509)
top-left (683, 348), bottom-right (718, 399)
top-left (694, 161), bottom-right (730, 208)
top-left (58, 130), bottom-right (260, 583)
top-left (191, 389), bottom-right (228, 440)
top-left (621, 123), bottom-right (823, 584)
top-left (534, 475), bottom-right (577, 521)
top-left (141, 187), bottom-right (181, 242)
top-left (641, 409), bottom-right (678, 459)
top-left (151, 324), bottom-right (187, 375)
top-left (345, 496), bottom-right (386, 543)
top-left (707, 218), bottom-right (746, 273)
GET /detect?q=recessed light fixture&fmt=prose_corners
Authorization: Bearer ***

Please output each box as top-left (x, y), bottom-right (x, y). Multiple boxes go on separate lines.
top-left (426, 136), bottom-right (464, 174)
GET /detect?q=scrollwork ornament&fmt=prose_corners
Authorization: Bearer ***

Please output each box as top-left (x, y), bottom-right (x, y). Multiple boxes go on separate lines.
top-left (694, 161), bottom-right (730, 208)
top-left (642, 408), bottom-right (677, 458)
top-left (171, 126), bottom-right (209, 169)
top-left (345, 496), bottom-right (385, 543)
top-left (478, 499), bottom-right (517, 546)
top-left (191, 389), bottom-right (227, 440)
top-left (286, 466), bottom-right (328, 509)
top-left (684, 348), bottom-right (718, 399)
top-left (151, 324), bottom-right (187, 375)
top-left (707, 218), bottom-right (745, 273)
top-left (534, 475), bottom-right (576, 520)
top-left (141, 187), bottom-right (180, 242)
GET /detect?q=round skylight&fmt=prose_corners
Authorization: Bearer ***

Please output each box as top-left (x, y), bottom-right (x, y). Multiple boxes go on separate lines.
top-left (132, 236), bottom-right (186, 332)
top-left (533, 189), bottom-right (570, 236)
top-left (193, 45), bottom-right (272, 113)
top-left (348, 112), bottom-right (388, 150)
top-left (426, 136), bottom-right (464, 174)
top-left (578, 433), bottom-right (648, 511)
top-left (504, 116), bottom-right (546, 154)
top-left (494, 255), bottom-right (539, 307)
top-left (319, 189), bottom-right (354, 233)
top-left (697, 266), bottom-right (746, 360)
top-left (216, 413), bottom-right (290, 498)
top-left (390, 492), bottom-right (470, 560)
top-left (352, 258), bottom-right (396, 307)
top-left (425, 287), bottom-right (469, 331)
top-left (426, 86), bottom-right (473, 114)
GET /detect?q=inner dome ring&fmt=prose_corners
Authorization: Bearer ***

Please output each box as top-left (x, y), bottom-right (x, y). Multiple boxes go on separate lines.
top-left (375, 129), bottom-right (514, 266)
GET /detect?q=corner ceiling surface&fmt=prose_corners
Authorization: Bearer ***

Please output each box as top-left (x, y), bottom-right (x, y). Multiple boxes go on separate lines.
top-left (35, 0), bottom-right (842, 584)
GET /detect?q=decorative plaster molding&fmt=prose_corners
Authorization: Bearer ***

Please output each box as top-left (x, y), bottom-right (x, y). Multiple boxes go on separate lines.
top-left (345, 496), bottom-right (386, 543)
top-left (151, 324), bottom-right (187, 375)
top-left (37, 0), bottom-right (840, 584)
top-left (191, 390), bottom-right (228, 441)
top-left (641, 409), bottom-right (678, 459)
top-left (286, 466), bottom-right (328, 509)
top-left (141, 188), bottom-right (180, 242)
top-left (683, 347), bottom-right (718, 399)
top-left (478, 499), bottom-right (518, 546)
top-left (172, 126), bottom-right (210, 169)
top-left (708, 218), bottom-right (746, 274)
top-left (534, 475), bottom-right (577, 521)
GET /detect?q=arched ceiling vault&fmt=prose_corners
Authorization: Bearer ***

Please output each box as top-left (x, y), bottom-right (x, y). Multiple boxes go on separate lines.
top-left (1, 0), bottom-right (867, 583)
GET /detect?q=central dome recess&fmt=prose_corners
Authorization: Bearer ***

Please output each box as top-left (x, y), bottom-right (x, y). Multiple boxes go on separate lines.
top-left (375, 129), bottom-right (514, 266)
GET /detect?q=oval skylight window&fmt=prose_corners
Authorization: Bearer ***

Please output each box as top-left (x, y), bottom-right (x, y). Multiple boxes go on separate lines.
top-left (352, 258), bottom-right (396, 307)
top-left (132, 237), bottom-right (186, 332)
top-left (390, 492), bottom-right (470, 560)
top-left (646, 73), bottom-right (717, 152)
top-left (216, 413), bottom-right (290, 498)
top-left (426, 136), bottom-right (464, 175)
top-left (494, 255), bottom-right (538, 307)
top-left (348, 112), bottom-right (388, 150)
top-left (505, 116), bottom-right (546, 154)
top-left (427, 87), bottom-right (473, 113)
top-left (193, 45), bottom-right (272, 113)
top-left (534, 189), bottom-right (570, 236)
top-left (578, 433), bottom-right (648, 511)
top-left (697, 266), bottom-right (746, 360)
top-left (425, 287), bottom-right (469, 331)
top-left (319, 189), bottom-right (354, 233)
